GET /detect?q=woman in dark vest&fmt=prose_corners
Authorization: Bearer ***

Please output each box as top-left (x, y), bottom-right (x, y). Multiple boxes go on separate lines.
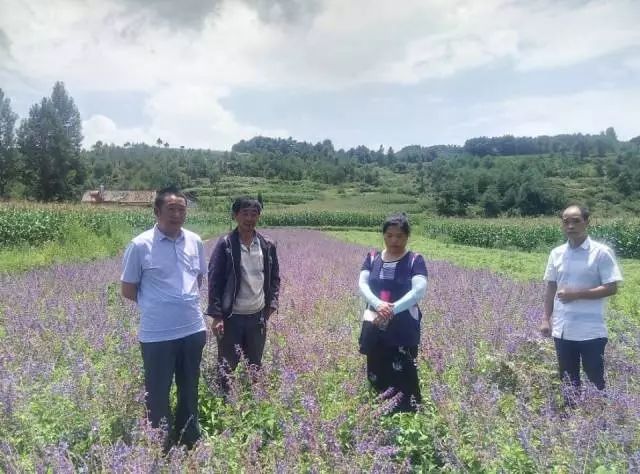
top-left (358, 213), bottom-right (428, 412)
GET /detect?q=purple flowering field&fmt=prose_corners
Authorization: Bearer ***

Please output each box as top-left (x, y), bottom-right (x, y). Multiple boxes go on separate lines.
top-left (1, 229), bottom-right (639, 472)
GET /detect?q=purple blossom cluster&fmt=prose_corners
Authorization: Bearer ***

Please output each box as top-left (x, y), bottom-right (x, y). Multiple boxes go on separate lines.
top-left (421, 259), bottom-right (640, 470)
top-left (0, 228), bottom-right (638, 472)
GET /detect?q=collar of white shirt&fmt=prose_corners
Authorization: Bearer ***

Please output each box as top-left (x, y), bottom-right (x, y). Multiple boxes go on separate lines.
top-left (240, 234), bottom-right (260, 250)
top-left (567, 236), bottom-right (591, 251)
top-left (153, 225), bottom-right (184, 242)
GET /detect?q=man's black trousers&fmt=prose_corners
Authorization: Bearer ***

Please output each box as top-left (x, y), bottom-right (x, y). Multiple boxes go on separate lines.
top-left (554, 337), bottom-right (607, 390)
top-left (140, 330), bottom-right (206, 448)
top-left (217, 311), bottom-right (267, 390)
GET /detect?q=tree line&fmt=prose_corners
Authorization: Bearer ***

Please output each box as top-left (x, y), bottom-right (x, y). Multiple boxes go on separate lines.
top-left (435, 135), bottom-right (640, 216)
top-left (463, 129), bottom-right (623, 158)
top-left (1, 84), bottom-right (639, 215)
top-left (1, 83), bottom-right (86, 200)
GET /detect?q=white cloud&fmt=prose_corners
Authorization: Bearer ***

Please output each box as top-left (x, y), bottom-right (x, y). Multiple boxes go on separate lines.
top-left (142, 85), bottom-right (288, 149)
top-left (453, 88), bottom-right (640, 141)
top-left (1, 0), bottom-right (287, 147)
top-left (83, 85), bottom-right (288, 149)
top-left (253, 0), bottom-right (456, 87)
top-left (379, 29), bottom-right (519, 84)
top-left (3, 0), bottom-right (639, 91)
top-left (0, 0), bottom-right (276, 91)
top-left (364, 0), bottom-right (640, 84)
top-left (512, 0), bottom-right (640, 71)
top-left (83, 114), bottom-right (152, 146)
top-left (625, 55), bottom-right (640, 72)
top-left (1, 0), bottom-right (639, 148)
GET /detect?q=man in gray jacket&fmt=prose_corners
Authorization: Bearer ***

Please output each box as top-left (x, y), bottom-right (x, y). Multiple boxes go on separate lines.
top-left (206, 197), bottom-right (280, 391)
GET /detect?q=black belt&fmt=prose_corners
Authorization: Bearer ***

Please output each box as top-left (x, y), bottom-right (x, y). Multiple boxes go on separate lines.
top-left (231, 309), bottom-right (264, 318)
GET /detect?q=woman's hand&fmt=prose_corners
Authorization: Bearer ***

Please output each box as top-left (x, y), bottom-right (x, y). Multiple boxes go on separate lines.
top-left (376, 302), bottom-right (394, 319)
top-left (373, 303), bottom-right (394, 328)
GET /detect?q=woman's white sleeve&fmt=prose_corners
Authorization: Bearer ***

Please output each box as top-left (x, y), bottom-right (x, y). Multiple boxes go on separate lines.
top-left (358, 270), bottom-right (382, 308)
top-left (392, 275), bottom-right (427, 314)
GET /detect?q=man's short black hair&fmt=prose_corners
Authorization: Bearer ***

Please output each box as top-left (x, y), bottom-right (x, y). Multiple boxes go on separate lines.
top-left (231, 196), bottom-right (262, 215)
top-left (561, 205), bottom-right (590, 221)
top-left (382, 212), bottom-right (410, 235)
top-left (155, 186), bottom-right (187, 210)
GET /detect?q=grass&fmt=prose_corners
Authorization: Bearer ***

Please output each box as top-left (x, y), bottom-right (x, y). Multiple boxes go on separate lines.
top-left (0, 220), bottom-right (227, 274)
top-left (2, 225), bottom-right (638, 471)
top-left (328, 230), bottom-right (640, 320)
top-left (195, 174), bottom-right (426, 215)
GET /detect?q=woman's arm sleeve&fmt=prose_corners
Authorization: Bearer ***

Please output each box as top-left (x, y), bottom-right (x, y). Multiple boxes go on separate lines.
top-left (359, 270), bottom-right (382, 308)
top-left (392, 275), bottom-right (427, 314)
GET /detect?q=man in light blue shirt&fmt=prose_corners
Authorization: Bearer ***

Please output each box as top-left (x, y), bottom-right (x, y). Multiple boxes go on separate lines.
top-left (540, 205), bottom-right (623, 391)
top-left (121, 187), bottom-right (207, 449)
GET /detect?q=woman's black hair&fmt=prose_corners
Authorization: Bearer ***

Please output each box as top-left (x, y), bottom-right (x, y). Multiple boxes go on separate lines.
top-left (382, 212), bottom-right (410, 235)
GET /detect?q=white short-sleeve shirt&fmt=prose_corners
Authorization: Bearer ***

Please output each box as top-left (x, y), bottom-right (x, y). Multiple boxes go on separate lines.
top-left (121, 225), bottom-right (207, 343)
top-left (543, 237), bottom-right (623, 341)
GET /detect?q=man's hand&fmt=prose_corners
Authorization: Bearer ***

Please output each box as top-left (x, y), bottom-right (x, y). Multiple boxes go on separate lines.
top-left (121, 282), bottom-right (138, 302)
top-left (557, 283), bottom-right (617, 303)
top-left (556, 288), bottom-right (577, 303)
top-left (539, 319), bottom-right (551, 338)
top-left (210, 317), bottom-right (224, 338)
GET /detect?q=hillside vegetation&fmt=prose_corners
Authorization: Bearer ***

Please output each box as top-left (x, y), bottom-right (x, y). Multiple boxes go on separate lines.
top-left (1, 83), bottom-right (639, 216)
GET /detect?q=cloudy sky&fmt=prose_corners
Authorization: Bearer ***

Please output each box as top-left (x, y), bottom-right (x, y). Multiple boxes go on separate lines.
top-left (1, 0), bottom-right (639, 150)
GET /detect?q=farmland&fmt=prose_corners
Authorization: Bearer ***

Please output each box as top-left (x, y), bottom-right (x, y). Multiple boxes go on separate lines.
top-left (423, 217), bottom-right (640, 258)
top-left (1, 227), bottom-right (638, 472)
top-left (0, 200), bottom-right (639, 472)
top-left (3, 196), bottom-right (640, 271)
top-left (0, 204), bottom-right (228, 272)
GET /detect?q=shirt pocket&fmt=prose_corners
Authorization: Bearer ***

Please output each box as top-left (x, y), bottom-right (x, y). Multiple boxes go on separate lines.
top-left (142, 255), bottom-right (161, 272)
top-left (185, 253), bottom-right (201, 275)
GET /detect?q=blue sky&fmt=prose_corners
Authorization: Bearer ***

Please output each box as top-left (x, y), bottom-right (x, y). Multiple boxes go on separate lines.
top-left (1, 0), bottom-right (639, 150)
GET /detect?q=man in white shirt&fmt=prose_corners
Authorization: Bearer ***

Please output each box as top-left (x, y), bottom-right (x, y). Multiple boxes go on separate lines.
top-left (540, 205), bottom-right (623, 390)
top-left (121, 188), bottom-right (207, 449)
